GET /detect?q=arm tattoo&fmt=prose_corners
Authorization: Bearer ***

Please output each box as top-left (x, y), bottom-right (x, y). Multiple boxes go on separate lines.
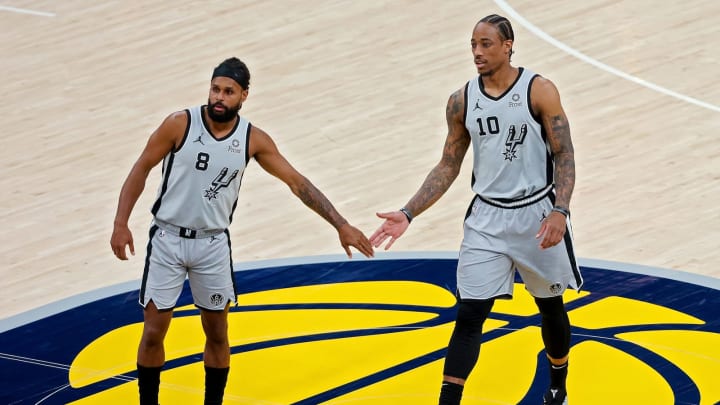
top-left (296, 179), bottom-right (347, 229)
top-left (548, 114), bottom-right (575, 209)
top-left (405, 90), bottom-right (470, 216)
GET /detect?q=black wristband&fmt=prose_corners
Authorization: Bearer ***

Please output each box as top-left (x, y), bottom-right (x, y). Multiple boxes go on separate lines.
top-left (399, 207), bottom-right (413, 223)
top-left (551, 206), bottom-right (570, 217)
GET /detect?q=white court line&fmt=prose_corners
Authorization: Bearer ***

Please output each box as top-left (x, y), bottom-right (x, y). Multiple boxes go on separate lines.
top-left (0, 5), bottom-right (55, 17)
top-left (494, 0), bottom-right (720, 113)
top-left (34, 384), bottom-right (71, 405)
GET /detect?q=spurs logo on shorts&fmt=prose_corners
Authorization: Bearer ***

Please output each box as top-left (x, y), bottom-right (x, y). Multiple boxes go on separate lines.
top-left (209, 293), bottom-right (224, 307)
top-left (549, 283), bottom-right (563, 295)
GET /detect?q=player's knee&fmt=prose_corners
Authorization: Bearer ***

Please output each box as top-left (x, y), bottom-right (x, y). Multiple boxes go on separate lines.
top-left (454, 299), bottom-right (494, 332)
top-left (534, 296), bottom-right (571, 358)
top-left (443, 299), bottom-right (494, 379)
top-left (204, 330), bottom-right (229, 347)
top-left (534, 296), bottom-right (567, 319)
top-left (201, 315), bottom-right (229, 344)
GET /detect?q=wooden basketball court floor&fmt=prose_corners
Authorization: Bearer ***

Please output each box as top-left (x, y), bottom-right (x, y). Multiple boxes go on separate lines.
top-left (1, 0), bottom-right (719, 404)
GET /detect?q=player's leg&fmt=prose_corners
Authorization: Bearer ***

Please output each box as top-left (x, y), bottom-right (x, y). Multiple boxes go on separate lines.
top-left (137, 226), bottom-right (187, 405)
top-left (439, 197), bottom-right (515, 405)
top-left (200, 306), bottom-right (231, 405)
top-left (188, 231), bottom-right (235, 405)
top-left (535, 296), bottom-right (570, 404)
top-left (137, 301), bottom-right (174, 405)
top-left (440, 298), bottom-right (495, 405)
top-left (512, 198), bottom-right (579, 404)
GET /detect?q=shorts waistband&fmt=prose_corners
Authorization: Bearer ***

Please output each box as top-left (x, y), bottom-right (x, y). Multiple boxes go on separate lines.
top-left (152, 219), bottom-right (225, 239)
top-left (478, 185), bottom-right (553, 209)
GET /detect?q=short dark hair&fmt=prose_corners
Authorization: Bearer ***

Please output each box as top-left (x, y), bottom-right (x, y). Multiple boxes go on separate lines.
top-left (477, 14), bottom-right (515, 60)
top-left (212, 57), bottom-right (251, 89)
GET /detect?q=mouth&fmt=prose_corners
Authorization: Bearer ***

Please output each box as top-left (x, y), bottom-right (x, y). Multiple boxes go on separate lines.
top-left (212, 104), bottom-right (226, 113)
top-left (475, 59), bottom-right (487, 68)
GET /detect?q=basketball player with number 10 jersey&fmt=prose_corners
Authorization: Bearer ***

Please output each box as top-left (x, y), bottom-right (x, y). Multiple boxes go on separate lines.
top-left (370, 14), bottom-right (578, 405)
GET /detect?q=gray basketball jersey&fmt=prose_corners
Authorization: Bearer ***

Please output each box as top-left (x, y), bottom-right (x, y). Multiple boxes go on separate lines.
top-left (151, 105), bottom-right (251, 231)
top-left (464, 68), bottom-right (552, 200)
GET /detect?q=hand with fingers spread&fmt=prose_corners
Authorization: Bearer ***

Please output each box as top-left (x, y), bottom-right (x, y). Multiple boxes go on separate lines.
top-left (338, 223), bottom-right (374, 258)
top-left (370, 210), bottom-right (410, 250)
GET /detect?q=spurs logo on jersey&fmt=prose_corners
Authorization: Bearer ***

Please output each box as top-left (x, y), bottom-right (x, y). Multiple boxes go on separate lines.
top-left (204, 168), bottom-right (239, 200)
top-left (503, 123), bottom-right (528, 161)
top-left (151, 105), bottom-right (251, 231)
top-left (464, 68), bottom-right (553, 200)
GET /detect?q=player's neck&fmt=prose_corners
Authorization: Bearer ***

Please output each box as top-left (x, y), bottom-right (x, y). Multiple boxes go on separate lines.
top-left (481, 64), bottom-right (518, 95)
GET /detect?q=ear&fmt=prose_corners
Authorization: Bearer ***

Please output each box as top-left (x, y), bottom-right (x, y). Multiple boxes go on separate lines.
top-left (503, 39), bottom-right (513, 55)
top-left (240, 88), bottom-right (249, 103)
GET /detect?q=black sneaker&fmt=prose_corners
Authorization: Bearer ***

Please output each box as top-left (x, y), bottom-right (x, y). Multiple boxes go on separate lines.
top-left (543, 387), bottom-right (568, 405)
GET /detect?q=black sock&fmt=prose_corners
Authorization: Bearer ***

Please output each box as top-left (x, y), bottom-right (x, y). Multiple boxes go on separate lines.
top-left (549, 360), bottom-right (568, 390)
top-left (439, 381), bottom-right (464, 405)
top-left (205, 366), bottom-right (230, 405)
top-left (137, 363), bottom-right (162, 405)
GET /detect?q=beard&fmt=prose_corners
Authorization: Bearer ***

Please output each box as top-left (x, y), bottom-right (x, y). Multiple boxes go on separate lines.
top-left (207, 99), bottom-right (240, 123)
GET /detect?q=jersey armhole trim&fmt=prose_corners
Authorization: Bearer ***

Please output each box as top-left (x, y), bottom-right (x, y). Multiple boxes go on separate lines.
top-left (527, 74), bottom-right (542, 125)
top-left (244, 122), bottom-right (252, 165)
top-left (174, 109), bottom-right (192, 152)
top-left (462, 81), bottom-right (470, 129)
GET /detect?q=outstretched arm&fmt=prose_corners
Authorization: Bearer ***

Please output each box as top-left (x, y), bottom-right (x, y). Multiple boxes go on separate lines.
top-left (110, 112), bottom-right (184, 260)
top-left (250, 126), bottom-right (373, 258)
top-left (532, 77), bottom-right (575, 249)
top-left (370, 88), bottom-right (471, 249)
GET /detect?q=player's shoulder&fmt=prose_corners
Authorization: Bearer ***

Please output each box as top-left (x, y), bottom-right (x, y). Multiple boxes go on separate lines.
top-left (247, 123), bottom-right (273, 147)
top-left (529, 72), bottom-right (561, 105)
top-left (248, 122), bottom-right (268, 138)
top-left (152, 109), bottom-right (191, 141)
top-left (448, 84), bottom-right (468, 107)
top-left (164, 109), bottom-right (191, 126)
top-left (529, 72), bottom-right (559, 94)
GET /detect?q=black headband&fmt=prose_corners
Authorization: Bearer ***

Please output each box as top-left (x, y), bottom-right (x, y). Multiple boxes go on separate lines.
top-left (212, 65), bottom-right (246, 88)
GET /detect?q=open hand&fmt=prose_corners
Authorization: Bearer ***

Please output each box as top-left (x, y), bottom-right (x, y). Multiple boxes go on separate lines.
top-left (369, 211), bottom-right (410, 250)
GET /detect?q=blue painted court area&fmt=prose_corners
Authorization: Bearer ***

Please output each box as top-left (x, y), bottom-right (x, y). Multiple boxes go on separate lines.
top-left (1, 253), bottom-right (719, 404)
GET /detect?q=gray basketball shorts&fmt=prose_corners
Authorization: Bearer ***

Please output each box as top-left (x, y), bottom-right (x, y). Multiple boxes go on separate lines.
top-left (139, 225), bottom-right (237, 311)
top-left (457, 193), bottom-right (583, 300)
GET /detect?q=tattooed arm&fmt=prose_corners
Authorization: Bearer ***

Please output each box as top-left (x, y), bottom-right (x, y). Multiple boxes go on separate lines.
top-left (531, 76), bottom-right (576, 249)
top-left (405, 88), bottom-right (471, 216)
top-left (250, 126), bottom-right (374, 258)
top-left (370, 88), bottom-right (471, 249)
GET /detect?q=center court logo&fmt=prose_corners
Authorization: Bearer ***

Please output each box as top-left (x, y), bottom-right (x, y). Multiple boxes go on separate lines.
top-left (1, 256), bottom-right (718, 404)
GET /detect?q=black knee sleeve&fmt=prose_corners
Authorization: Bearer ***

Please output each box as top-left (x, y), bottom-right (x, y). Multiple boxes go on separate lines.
top-left (534, 296), bottom-right (571, 359)
top-left (443, 299), bottom-right (494, 379)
